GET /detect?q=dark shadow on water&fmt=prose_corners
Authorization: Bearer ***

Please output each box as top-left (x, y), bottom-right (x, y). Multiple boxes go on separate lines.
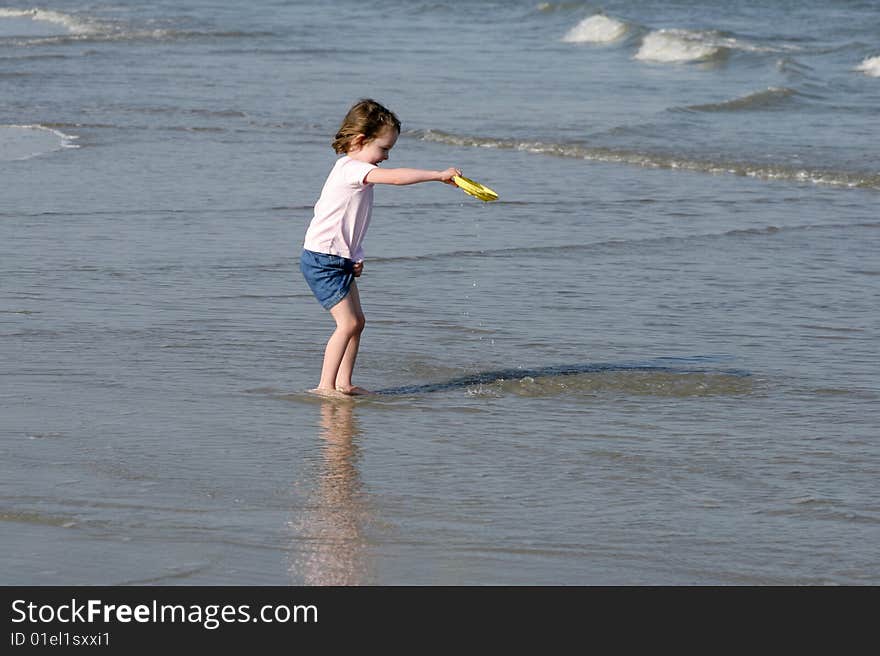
top-left (374, 358), bottom-right (751, 396)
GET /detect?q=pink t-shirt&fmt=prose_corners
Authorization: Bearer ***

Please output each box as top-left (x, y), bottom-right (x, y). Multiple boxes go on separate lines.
top-left (303, 156), bottom-right (377, 262)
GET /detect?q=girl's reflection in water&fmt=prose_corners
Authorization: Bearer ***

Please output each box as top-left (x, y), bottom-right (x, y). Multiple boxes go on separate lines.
top-left (289, 398), bottom-right (374, 585)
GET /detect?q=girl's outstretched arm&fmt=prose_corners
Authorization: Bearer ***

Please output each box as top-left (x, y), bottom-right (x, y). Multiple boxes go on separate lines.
top-left (365, 167), bottom-right (461, 186)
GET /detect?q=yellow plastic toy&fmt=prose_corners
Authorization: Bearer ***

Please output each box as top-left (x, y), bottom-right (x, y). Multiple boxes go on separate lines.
top-left (453, 175), bottom-right (499, 202)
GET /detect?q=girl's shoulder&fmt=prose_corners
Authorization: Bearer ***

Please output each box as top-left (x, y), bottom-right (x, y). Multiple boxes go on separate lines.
top-left (329, 155), bottom-right (376, 186)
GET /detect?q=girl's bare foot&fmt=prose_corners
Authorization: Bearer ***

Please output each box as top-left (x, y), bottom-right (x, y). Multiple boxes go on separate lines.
top-left (308, 387), bottom-right (348, 399)
top-left (335, 385), bottom-right (372, 396)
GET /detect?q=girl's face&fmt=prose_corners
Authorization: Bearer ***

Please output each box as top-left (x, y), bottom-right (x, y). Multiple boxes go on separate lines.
top-left (349, 126), bottom-right (398, 165)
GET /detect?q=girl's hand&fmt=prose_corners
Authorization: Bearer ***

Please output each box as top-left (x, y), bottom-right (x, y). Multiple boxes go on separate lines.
top-left (440, 167), bottom-right (462, 185)
top-left (353, 261), bottom-right (364, 277)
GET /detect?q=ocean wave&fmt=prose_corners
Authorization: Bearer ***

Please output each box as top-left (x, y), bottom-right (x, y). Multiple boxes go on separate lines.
top-left (634, 28), bottom-right (798, 64)
top-left (411, 129), bottom-right (880, 190)
top-left (0, 8), bottom-right (98, 36)
top-left (856, 55), bottom-right (880, 77)
top-left (0, 124), bottom-right (79, 161)
top-left (7, 29), bottom-right (273, 47)
top-left (635, 29), bottom-right (727, 63)
top-left (0, 52), bottom-right (69, 61)
top-left (682, 87), bottom-right (799, 112)
top-left (36, 121), bottom-right (226, 134)
top-left (41, 122), bottom-right (117, 129)
top-left (562, 14), bottom-right (630, 44)
top-left (0, 9), bottom-right (271, 46)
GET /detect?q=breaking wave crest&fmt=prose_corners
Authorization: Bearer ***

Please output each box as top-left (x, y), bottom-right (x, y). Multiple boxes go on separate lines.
top-left (411, 129), bottom-right (880, 190)
top-left (0, 8), bottom-right (97, 36)
top-left (856, 56), bottom-right (880, 77)
top-left (562, 14), bottom-right (630, 44)
top-left (635, 29), bottom-right (727, 63)
top-left (557, 9), bottom-right (803, 65)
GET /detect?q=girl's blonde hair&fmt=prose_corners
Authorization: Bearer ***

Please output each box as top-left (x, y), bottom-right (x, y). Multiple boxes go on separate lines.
top-left (332, 99), bottom-right (401, 154)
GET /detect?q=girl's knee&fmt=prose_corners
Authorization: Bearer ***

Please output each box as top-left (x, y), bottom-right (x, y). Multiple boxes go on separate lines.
top-left (336, 314), bottom-right (365, 336)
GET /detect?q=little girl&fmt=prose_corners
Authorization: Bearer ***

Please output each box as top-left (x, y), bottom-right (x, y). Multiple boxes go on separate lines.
top-left (301, 99), bottom-right (461, 397)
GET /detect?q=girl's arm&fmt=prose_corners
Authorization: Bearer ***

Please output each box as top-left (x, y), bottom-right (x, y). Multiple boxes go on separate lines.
top-left (365, 166), bottom-right (460, 186)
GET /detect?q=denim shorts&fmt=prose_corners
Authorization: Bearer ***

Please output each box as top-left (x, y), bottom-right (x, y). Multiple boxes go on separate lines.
top-left (300, 249), bottom-right (355, 310)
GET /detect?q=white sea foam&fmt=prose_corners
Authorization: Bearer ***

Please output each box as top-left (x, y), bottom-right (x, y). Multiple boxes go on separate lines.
top-left (635, 29), bottom-right (724, 63)
top-left (412, 129), bottom-right (880, 191)
top-left (856, 55), bottom-right (880, 77)
top-left (0, 8), bottom-right (96, 36)
top-left (562, 14), bottom-right (629, 44)
top-left (1, 7), bottom-right (275, 46)
top-left (0, 124), bottom-right (79, 161)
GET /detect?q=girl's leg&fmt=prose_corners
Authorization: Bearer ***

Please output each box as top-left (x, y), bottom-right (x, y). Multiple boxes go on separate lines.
top-left (334, 282), bottom-right (367, 394)
top-left (314, 282), bottom-right (366, 394)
